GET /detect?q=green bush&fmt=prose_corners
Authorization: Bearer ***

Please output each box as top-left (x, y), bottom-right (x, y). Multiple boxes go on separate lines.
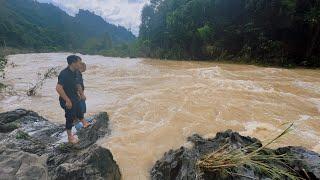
top-left (16, 130), bottom-right (30, 140)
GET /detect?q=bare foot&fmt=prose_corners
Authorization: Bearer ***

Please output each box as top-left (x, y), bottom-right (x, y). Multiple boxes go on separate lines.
top-left (81, 119), bottom-right (90, 128)
top-left (68, 135), bottom-right (79, 144)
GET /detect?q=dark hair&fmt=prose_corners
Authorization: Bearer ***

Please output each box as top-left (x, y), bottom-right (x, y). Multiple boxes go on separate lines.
top-left (67, 55), bottom-right (81, 65)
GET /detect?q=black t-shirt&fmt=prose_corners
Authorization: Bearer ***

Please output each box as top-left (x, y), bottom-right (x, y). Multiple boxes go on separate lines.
top-left (58, 67), bottom-right (78, 103)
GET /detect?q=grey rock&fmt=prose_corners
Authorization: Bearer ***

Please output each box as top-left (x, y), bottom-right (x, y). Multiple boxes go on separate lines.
top-left (276, 146), bottom-right (320, 179)
top-left (0, 147), bottom-right (48, 180)
top-left (151, 130), bottom-right (320, 180)
top-left (48, 145), bottom-right (120, 180)
top-left (0, 109), bottom-right (121, 180)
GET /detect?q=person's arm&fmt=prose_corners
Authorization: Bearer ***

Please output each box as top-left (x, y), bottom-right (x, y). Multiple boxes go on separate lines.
top-left (56, 84), bottom-right (72, 109)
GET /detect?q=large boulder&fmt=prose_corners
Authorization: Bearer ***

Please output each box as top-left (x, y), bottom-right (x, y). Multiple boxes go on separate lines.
top-left (151, 130), bottom-right (320, 180)
top-left (0, 109), bottom-right (121, 180)
top-left (0, 147), bottom-right (48, 180)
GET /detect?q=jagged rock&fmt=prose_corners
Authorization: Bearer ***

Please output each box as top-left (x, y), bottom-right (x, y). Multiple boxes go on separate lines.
top-left (47, 145), bottom-right (121, 180)
top-left (151, 130), bottom-right (320, 180)
top-left (0, 146), bottom-right (48, 180)
top-left (76, 112), bottom-right (110, 149)
top-left (0, 109), bottom-right (121, 180)
top-left (276, 146), bottom-right (320, 179)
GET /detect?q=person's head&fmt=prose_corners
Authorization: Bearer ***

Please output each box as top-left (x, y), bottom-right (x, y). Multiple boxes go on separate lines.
top-left (79, 62), bottom-right (86, 73)
top-left (67, 55), bottom-right (82, 70)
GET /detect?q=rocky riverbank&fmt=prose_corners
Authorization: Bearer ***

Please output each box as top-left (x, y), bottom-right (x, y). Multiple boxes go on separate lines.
top-left (1, 109), bottom-right (320, 180)
top-left (0, 109), bottom-right (121, 180)
top-left (151, 130), bottom-right (320, 180)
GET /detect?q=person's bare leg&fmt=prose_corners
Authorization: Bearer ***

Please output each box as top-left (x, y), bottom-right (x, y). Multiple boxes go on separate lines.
top-left (80, 118), bottom-right (90, 128)
top-left (67, 129), bottom-right (78, 144)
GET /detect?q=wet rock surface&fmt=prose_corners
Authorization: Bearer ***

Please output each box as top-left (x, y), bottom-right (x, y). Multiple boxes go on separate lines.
top-left (151, 130), bottom-right (320, 180)
top-left (0, 109), bottom-right (121, 180)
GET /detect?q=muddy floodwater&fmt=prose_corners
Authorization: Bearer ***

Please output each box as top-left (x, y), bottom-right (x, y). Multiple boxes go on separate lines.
top-left (1, 53), bottom-right (320, 179)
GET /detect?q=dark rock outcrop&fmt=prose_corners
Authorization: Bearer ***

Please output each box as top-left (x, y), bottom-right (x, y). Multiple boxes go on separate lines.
top-left (151, 130), bottom-right (320, 180)
top-left (0, 109), bottom-right (121, 180)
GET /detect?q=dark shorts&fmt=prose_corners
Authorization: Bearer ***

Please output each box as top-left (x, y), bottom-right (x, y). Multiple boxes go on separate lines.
top-left (59, 99), bottom-right (83, 130)
top-left (79, 100), bottom-right (86, 114)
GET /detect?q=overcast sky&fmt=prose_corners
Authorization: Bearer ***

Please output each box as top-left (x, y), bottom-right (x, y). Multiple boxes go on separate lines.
top-left (37, 0), bottom-right (149, 35)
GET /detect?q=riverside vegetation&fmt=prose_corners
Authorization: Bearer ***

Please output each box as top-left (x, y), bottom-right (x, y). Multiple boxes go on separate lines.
top-left (1, 0), bottom-right (319, 67)
top-left (138, 0), bottom-right (320, 67)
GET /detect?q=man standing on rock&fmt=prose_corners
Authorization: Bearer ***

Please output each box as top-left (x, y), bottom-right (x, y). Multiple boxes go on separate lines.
top-left (56, 55), bottom-right (83, 144)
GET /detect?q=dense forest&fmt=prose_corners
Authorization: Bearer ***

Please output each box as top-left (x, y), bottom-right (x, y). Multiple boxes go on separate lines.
top-left (0, 0), bottom-right (319, 67)
top-left (0, 0), bottom-right (135, 54)
top-left (139, 0), bottom-right (320, 67)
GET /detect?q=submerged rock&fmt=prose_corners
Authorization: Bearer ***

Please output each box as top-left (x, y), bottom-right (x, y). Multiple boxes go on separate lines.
top-left (0, 109), bottom-right (121, 180)
top-left (151, 130), bottom-right (320, 180)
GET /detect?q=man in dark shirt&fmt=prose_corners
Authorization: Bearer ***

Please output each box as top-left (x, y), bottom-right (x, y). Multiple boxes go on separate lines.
top-left (56, 55), bottom-right (82, 144)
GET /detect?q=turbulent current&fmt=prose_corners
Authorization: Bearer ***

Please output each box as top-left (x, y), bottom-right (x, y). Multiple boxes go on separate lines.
top-left (1, 53), bottom-right (320, 179)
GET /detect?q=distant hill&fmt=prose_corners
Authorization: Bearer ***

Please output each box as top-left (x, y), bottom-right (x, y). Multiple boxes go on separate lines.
top-left (0, 0), bottom-right (136, 53)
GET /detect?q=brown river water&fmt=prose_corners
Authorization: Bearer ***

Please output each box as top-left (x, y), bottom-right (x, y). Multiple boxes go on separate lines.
top-left (1, 53), bottom-right (320, 179)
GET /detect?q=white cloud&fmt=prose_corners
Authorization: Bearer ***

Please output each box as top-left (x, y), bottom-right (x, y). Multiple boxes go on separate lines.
top-left (37, 0), bottom-right (149, 35)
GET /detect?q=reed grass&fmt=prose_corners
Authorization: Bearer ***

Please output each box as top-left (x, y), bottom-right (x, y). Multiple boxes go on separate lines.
top-left (196, 123), bottom-right (303, 179)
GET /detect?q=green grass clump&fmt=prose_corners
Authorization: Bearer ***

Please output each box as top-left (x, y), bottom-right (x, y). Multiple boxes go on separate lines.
top-left (16, 130), bottom-right (30, 140)
top-left (0, 83), bottom-right (6, 91)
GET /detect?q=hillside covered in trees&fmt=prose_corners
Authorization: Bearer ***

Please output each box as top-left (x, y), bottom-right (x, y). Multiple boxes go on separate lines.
top-left (0, 0), bottom-right (319, 67)
top-left (139, 0), bottom-right (320, 67)
top-left (0, 0), bottom-right (135, 54)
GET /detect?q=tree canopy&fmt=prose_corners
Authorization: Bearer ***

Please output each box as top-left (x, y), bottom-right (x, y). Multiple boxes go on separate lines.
top-left (139, 0), bottom-right (320, 67)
